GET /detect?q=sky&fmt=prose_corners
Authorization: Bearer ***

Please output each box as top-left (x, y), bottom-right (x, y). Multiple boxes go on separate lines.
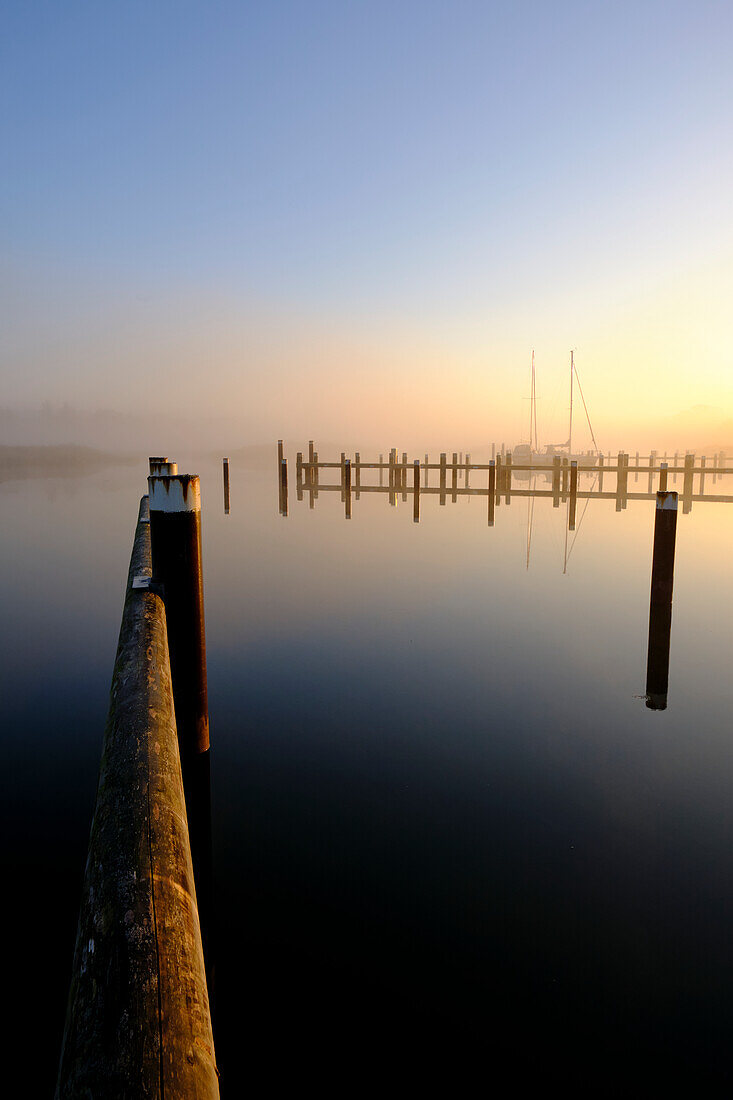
top-left (2, 1), bottom-right (732, 449)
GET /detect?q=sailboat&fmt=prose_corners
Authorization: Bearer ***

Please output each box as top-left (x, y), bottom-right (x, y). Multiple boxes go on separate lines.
top-left (513, 350), bottom-right (599, 466)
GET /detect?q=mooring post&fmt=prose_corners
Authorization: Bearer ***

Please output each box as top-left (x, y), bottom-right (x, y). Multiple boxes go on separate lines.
top-left (552, 455), bottom-right (561, 507)
top-left (569, 460), bottom-right (578, 530)
top-left (148, 474), bottom-right (213, 988)
top-left (344, 459), bottom-right (352, 519)
top-left (439, 452), bottom-right (447, 506)
top-left (488, 460), bottom-right (496, 526)
top-left (379, 453), bottom-right (384, 487)
top-left (615, 451), bottom-right (624, 511)
top-left (561, 456), bottom-right (569, 500)
top-left (413, 459), bottom-right (420, 523)
top-left (645, 491), bottom-right (679, 709)
top-left (149, 457), bottom-right (178, 476)
top-left (424, 453), bottom-right (429, 487)
top-left (673, 451), bottom-right (679, 484)
top-left (505, 451), bottom-right (512, 504)
top-left (682, 453), bottom-right (694, 514)
top-left (389, 448), bottom-right (396, 504)
top-left (401, 451), bottom-right (408, 502)
top-left (713, 452), bottom-right (719, 484)
top-left (647, 450), bottom-right (656, 494)
top-left (451, 452), bottom-right (458, 502)
top-left (635, 450), bottom-right (640, 484)
top-left (659, 462), bottom-right (668, 491)
top-left (355, 452), bottom-right (361, 500)
top-left (277, 439), bottom-right (284, 475)
top-left (296, 452), bottom-right (304, 501)
top-left (700, 455), bottom-right (706, 495)
top-left (465, 453), bottom-right (471, 490)
top-left (308, 440), bottom-right (315, 485)
top-left (280, 459), bottom-right (288, 517)
top-left (598, 452), bottom-right (604, 492)
top-left (313, 450), bottom-right (320, 501)
top-left (495, 455), bottom-right (502, 508)
top-left (222, 457), bottom-right (230, 515)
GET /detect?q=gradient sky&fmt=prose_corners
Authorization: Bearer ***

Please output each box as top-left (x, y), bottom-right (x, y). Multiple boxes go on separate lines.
top-left (2, 1), bottom-right (732, 446)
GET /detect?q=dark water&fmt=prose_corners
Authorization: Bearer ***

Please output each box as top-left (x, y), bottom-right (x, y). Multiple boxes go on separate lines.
top-left (3, 456), bottom-right (733, 1091)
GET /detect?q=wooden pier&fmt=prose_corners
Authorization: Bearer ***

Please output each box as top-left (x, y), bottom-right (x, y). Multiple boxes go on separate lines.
top-left (282, 444), bottom-right (732, 523)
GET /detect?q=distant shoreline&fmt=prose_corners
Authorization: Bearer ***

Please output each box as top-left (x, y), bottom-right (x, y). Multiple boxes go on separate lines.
top-left (0, 444), bottom-right (136, 483)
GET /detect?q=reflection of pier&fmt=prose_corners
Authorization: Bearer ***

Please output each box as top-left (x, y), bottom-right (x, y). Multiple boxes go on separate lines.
top-left (284, 443), bottom-right (732, 524)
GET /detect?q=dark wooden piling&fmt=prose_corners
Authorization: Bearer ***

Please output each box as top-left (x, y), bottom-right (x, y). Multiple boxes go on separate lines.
top-left (465, 453), bottom-right (471, 489)
top-left (389, 448), bottom-right (396, 505)
top-left (700, 455), bottom-right (706, 495)
top-left (552, 456), bottom-right (561, 507)
top-left (424, 454), bottom-right (429, 488)
top-left (56, 497), bottom-right (218, 1099)
top-left (296, 452), bottom-right (304, 502)
top-left (413, 459), bottom-right (420, 523)
top-left (505, 451), bottom-right (512, 505)
top-left (488, 460), bottom-right (496, 526)
top-left (647, 451), bottom-right (656, 494)
top-left (223, 457), bottom-right (230, 515)
top-left (280, 458), bottom-right (288, 517)
top-left (495, 455), bottom-right (503, 507)
top-left (340, 452), bottom-right (346, 503)
top-left (355, 452), bottom-right (361, 500)
top-left (439, 452), bottom-right (447, 506)
top-left (313, 450), bottom-right (320, 501)
top-left (598, 452), bottom-right (604, 492)
top-left (561, 456), bottom-right (569, 500)
top-left (646, 491), bottom-right (679, 710)
top-left (569, 460), bottom-right (578, 529)
top-left (451, 452), bottom-right (458, 503)
top-left (379, 453), bottom-right (384, 487)
top-left (401, 451), bottom-right (408, 502)
top-left (344, 459), bottom-right (352, 519)
top-left (615, 451), bottom-right (624, 512)
top-left (148, 474), bottom-right (213, 984)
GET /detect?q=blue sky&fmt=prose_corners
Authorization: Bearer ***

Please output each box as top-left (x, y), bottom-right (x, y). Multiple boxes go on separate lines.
top-left (2, 1), bottom-right (732, 441)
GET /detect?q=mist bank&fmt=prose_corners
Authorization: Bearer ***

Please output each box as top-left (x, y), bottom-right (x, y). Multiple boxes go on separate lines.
top-left (0, 444), bottom-right (136, 483)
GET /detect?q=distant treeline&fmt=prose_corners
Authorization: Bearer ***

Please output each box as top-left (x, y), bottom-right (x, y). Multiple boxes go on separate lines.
top-left (0, 445), bottom-right (135, 483)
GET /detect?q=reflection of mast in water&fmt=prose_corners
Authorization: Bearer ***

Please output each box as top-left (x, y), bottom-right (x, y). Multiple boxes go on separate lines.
top-left (645, 492), bottom-right (678, 710)
top-left (525, 472), bottom-right (536, 570)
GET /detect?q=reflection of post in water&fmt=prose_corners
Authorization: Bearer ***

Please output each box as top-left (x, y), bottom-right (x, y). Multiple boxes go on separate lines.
top-left (223, 457), bottom-right (230, 514)
top-left (344, 459), bottom-right (352, 519)
top-left (568, 460), bottom-right (578, 530)
top-left (488, 460), bottom-right (496, 526)
top-left (682, 453), bottom-right (694, 514)
top-left (279, 458), bottom-right (288, 517)
top-left (646, 491), bottom-right (678, 710)
top-left (413, 460), bottom-right (420, 523)
top-left (552, 456), bottom-right (561, 508)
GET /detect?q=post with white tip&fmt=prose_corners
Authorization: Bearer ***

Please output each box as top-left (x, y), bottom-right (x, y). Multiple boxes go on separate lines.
top-left (147, 473), bottom-right (214, 984)
top-left (645, 491), bottom-right (678, 710)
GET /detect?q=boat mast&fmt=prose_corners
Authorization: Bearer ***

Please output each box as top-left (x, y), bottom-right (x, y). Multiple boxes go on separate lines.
top-left (532, 351), bottom-right (538, 452)
top-left (529, 350), bottom-right (536, 453)
top-left (568, 350), bottom-right (574, 455)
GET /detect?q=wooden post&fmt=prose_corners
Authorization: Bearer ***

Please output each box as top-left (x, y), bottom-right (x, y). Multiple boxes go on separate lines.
top-left (424, 454), bottom-right (429, 487)
top-left (56, 497), bottom-right (218, 1099)
top-left (552, 456), bottom-right (561, 508)
top-left (148, 474), bottom-right (213, 988)
top-left (561, 456), bottom-right (569, 500)
top-left (647, 450), bottom-right (656, 494)
top-left (495, 455), bottom-right (502, 508)
top-left (465, 453), bottom-right (471, 489)
top-left (491, 442), bottom-right (496, 461)
top-left (313, 450), bottom-right (320, 503)
top-left (401, 451), bottom-right (408, 502)
top-left (488, 460), bottom-right (496, 526)
top-left (413, 459), bottom-right (420, 523)
top-left (673, 451), bottom-right (679, 484)
top-left (439, 452), bottom-right (447, 506)
top-left (379, 453), bottom-right (384, 487)
top-left (659, 462), bottom-right (668, 492)
top-left (280, 458), bottom-right (288, 517)
top-left (451, 452), bottom-right (458, 503)
top-left (598, 452), bottom-right (604, 492)
top-left (296, 451), bottom-right (304, 502)
top-left (713, 452), bottom-right (719, 484)
top-left (222, 457), bottom-right (230, 515)
top-left (635, 450), bottom-right (640, 484)
top-left (616, 451), bottom-right (624, 512)
top-left (700, 455), bottom-right (706, 495)
top-left (646, 492), bottom-right (679, 710)
top-left (505, 451), bottom-right (512, 504)
top-left (344, 459), bottom-right (352, 520)
top-left (308, 440), bottom-right (314, 482)
top-left (569, 461), bottom-right (578, 530)
top-left (355, 452), bottom-right (361, 500)
top-left (682, 453), bottom-right (694, 514)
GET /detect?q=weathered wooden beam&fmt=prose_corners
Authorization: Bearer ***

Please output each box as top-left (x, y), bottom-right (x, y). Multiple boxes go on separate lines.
top-left (56, 497), bottom-right (218, 1099)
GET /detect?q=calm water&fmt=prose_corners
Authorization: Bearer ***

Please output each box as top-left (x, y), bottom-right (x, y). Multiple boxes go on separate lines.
top-left (3, 454), bottom-right (733, 1091)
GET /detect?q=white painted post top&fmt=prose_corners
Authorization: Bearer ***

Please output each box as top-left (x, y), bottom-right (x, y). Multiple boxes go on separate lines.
top-left (148, 474), bottom-right (201, 513)
top-left (656, 491), bottom-right (678, 510)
